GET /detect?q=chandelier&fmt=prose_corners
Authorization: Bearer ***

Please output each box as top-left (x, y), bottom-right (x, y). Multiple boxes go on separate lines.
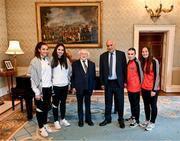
top-left (144, 0), bottom-right (174, 22)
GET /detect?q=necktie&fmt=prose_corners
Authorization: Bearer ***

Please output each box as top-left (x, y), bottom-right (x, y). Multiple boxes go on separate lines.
top-left (109, 53), bottom-right (113, 77)
top-left (82, 60), bottom-right (88, 73)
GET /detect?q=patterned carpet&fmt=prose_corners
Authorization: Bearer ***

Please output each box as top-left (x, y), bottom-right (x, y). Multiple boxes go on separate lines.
top-left (2, 96), bottom-right (180, 141)
top-left (0, 109), bottom-right (27, 140)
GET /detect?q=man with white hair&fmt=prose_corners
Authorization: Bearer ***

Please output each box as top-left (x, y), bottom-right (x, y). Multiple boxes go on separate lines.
top-left (71, 49), bottom-right (96, 127)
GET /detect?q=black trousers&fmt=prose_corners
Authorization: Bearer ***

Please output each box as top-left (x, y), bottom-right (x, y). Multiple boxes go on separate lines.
top-left (76, 90), bottom-right (92, 122)
top-left (35, 87), bottom-right (52, 128)
top-left (105, 80), bottom-right (124, 122)
top-left (52, 85), bottom-right (68, 121)
top-left (128, 91), bottom-right (140, 123)
top-left (141, 88), bottom-right (158, 123)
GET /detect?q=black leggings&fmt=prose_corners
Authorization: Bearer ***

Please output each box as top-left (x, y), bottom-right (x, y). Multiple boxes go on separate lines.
top-left (128, 91), bottom-right (140, 123)
top-left (35, 87), bottom-right (52, 128)
top-left (52, 85), bottom-right (68, 122)
top-left (141, 88), bottom-right (158, 123)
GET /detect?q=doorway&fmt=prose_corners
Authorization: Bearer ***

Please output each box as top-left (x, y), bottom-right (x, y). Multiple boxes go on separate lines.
top-left (139, 32), bottom-right (164, 88)
top-left (134, 25), bottom-right (175, 92)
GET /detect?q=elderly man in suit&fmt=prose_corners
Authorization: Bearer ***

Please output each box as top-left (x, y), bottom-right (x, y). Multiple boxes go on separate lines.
top-left (71, 49), bottom-right (96, 127)
top-left (99, 39), bottom-right (127, 128)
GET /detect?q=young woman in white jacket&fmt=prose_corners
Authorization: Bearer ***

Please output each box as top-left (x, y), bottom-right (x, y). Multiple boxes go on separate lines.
top-left (29, 42), bottom-right (52, 137)
top-left (51, 43), bottom-right (72, 129)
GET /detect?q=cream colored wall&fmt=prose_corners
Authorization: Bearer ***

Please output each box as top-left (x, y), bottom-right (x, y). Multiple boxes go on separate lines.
top-left (0, 0), bottom-right (8, 88)
top-left (3, 0), bottom-right (180, 86)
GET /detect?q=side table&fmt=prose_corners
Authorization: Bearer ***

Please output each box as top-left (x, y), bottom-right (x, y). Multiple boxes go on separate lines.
top-left (0, 70), bottom-right (16, 103)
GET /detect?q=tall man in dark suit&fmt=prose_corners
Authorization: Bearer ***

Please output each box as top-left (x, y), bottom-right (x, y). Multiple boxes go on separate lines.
top-left (99, 39), bottom-right (127, 128)
top-left (71, 49), bottom-right (96, 127)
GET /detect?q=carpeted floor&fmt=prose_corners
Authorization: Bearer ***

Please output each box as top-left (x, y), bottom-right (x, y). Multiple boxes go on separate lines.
top-left (7, 96), bottom-right (180, 141)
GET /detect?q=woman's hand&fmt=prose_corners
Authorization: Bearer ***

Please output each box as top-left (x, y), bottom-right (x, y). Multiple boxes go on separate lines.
top-left (101, 85), bottom-right (105, 90)
top-left (35, 95), bottom-right (41, 100)
top-left (72, 88), bottom-right (76, 95)
top-left (151, 91), bottom-right (156, 97)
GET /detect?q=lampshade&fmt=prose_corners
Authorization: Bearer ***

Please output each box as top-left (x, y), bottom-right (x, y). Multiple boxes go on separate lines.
top-left (5, 40), bottom-right (24, 55)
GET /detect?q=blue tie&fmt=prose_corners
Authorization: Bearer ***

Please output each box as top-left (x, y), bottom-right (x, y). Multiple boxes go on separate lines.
top-left (109, 53), bottom-right (113, 77)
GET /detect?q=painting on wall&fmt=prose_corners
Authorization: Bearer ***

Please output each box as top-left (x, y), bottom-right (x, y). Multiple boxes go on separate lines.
top-left (36, 1), bottom-right (102, 48)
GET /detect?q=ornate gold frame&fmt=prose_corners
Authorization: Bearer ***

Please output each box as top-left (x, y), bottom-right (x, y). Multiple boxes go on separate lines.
top-left (36, 1), bottom-right (102, 48)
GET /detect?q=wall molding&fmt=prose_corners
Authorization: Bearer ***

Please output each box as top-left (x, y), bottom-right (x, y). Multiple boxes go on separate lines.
top-left (172, 67), bottom-right (180, 71)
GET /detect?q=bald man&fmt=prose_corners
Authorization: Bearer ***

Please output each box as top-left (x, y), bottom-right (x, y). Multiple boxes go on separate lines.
top-left (71, 49), bottom-right (96, 127)
top-left (99, 40), bottom-right (127, 128)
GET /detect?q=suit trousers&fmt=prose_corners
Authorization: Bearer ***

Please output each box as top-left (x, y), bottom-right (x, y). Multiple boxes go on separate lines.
top-left (35, 87), bottom-right (52, 128)
top-left (76, 90), bottom-right (92, 122)
top-left (105, 80), bottom-right (124, 122)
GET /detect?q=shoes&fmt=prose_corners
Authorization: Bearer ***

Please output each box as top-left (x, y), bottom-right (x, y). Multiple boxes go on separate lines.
top-left (139, 120), bottom-right (150, 128)
top-left (145, 122), bottom-right (155, 131)
top-left (40, 127), bottom-right (48, 137)
top-left (99, 120), bottom-right (111, 126)
top-left (60, 119), bottom-right (71, 127)
top-left (125, 116), bottom-right (134, 122)
top-left (85, 120), bottom-right (94, 126)
top-left (119, 120), bottom-right (125, 129)
top-left (78, 121), bottom-right (84, 127)
top-left (44, 124), bottom-right (52, 133)
top-left (54, 121), bottom-right (61, 130)
top-left (129, 119), bottom-right (139, 128)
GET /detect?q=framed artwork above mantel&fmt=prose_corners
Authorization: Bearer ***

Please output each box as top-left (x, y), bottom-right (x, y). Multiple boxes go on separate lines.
top-left (35, 1), bottom-right (102, 48)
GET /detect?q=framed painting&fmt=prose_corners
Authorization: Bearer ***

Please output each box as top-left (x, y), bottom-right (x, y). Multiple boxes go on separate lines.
top-left (36, 1), bottom-right (102, 48)
top-left (3, 60), bottom-right (14, 70)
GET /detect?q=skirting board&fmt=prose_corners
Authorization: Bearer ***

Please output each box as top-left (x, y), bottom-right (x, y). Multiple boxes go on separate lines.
top-left (165, 85), bottom-right (180, 93)
top-left (0, 86), bottom-right (8, 97)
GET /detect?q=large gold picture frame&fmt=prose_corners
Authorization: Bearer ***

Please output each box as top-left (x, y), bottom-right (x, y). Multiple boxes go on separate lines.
top-left (36, 1), bottom-right (102, 48)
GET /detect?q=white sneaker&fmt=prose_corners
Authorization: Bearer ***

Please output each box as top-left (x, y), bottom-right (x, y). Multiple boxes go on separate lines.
top-left (129, 119), bottom-right (139, 128)
top-left (60, 119), bottom-right (71, 127)
top-left (54, 121), bottom-right (61, 130)
top-left (44, 124), bottom-right (52, 133)
top-left (40, 127), bottom-right (48, 137)
top-left (145, 122), bottom-right (155, 131)
top-left (139, 120), bottom-right (150, 128)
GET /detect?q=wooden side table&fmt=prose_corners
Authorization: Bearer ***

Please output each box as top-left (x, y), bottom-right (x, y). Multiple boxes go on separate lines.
top-left (0, 70), bottom-right (16, 94)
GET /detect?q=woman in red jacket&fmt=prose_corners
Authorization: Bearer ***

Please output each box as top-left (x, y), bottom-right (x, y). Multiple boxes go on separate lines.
top-left (140, 47), bottom-right (160, 131)
top-left (126, 48), bottom-right (143, 128)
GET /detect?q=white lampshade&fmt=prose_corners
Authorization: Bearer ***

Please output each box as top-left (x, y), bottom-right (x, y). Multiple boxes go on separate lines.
top-left (5, 40), bottom-right (24, 55)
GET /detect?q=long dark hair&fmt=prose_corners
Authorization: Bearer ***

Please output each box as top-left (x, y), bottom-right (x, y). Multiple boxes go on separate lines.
top-left (34, 42), bottom-right (47, 58)
top-left (52, 43), bottom-right (68, 69)
top-left (141, 47), bottom-right (153, 74)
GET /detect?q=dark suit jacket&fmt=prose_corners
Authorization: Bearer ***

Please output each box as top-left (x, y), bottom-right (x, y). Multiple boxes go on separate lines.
top-left (71, 59), bottom-right (96, 94)
top-left (99, 50), bottom-right (127, 88)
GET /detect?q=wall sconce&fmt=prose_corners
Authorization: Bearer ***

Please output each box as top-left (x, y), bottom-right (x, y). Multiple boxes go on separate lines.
top-left (145, 0), bottom-right (174, 22)
top-left (5, 40), bottom-right (24, 71)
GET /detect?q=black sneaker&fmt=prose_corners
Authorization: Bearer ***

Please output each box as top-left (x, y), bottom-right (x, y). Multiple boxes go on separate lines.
top-left (130, 121), bottom-right (139, 128)
top-left (125, 116), bottom-right (133, 122)
top-left (119, 120), bottom-right (125, 129)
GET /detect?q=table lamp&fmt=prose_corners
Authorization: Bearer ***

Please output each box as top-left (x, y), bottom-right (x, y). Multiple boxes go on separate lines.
top-left (5, 40), bottom-right (24, 71)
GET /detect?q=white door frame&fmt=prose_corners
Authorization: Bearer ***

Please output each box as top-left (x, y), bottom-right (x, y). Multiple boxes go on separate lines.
top-left (134, 25), bottom-right (175, 92)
